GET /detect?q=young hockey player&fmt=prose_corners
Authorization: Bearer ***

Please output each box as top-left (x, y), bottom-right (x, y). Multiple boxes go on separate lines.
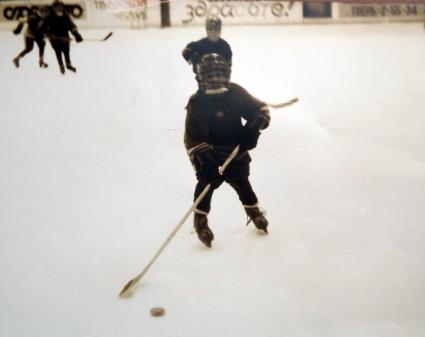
top-left (184, 53), bottom-right (270, 248)
top-left (182, 16), bottom-right (232, 75)
top-left (12, 6), bottom-right (49, 69)
top-left (41, 0), bottom-right (83, 74)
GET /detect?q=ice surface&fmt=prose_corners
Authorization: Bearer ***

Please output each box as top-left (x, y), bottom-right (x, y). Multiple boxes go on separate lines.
top-left (1, 23), bottom-right (425, 337)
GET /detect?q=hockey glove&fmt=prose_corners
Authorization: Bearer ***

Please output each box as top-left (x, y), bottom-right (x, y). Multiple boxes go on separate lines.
top-left (190, 52), bottom-right (200, 66)
top-left (73, 31), bottom-right (83, 43)
top-left (195, 148), bottom-right (223, 188)
top-left (13, 22), bottom-right (24, 35)
top-left (239, 126), bottom-right (260, 152)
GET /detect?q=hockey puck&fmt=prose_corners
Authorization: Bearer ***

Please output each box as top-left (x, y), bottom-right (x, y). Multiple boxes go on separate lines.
top-left (150, 307), bottom-right (165, 317)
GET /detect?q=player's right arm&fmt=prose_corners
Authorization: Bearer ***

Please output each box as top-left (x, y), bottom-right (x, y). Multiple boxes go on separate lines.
top-left (182, 42), bottom-right (200, 65)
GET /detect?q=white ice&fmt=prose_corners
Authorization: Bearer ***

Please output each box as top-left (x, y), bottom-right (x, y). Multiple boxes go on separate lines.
top-left (1, 23), bottom-right (425, 337)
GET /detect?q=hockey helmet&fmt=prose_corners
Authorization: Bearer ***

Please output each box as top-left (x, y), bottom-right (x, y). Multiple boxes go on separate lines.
top-left (197, 53), bottom-right (230, 95)
top-left (52, 0), bottom-right (65, 15)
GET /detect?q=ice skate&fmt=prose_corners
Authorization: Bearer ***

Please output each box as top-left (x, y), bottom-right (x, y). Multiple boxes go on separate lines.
top-left (60, 64), bottom-right (65, 74)
top-left (13, 57), bottom-right (20, 68)
top-left (39, 59), bottom-right (48, 68)
top-left (194, 212), bottom-right (214, 247)
top-left (66, 64), bottom-right (77, 72)
top-left (245, 205), bottom-right (268, 233)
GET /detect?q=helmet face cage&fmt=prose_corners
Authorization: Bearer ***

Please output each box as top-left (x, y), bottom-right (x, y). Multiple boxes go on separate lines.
top-left (197, 53), bottom-right (230, 94)
top-left (52, 0), bottom-right (65, 14)
top-left (205, 16), bottom-right (222, 32)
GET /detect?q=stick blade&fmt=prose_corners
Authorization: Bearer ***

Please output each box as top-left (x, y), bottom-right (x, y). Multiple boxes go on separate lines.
top-left (103, 31), bottom-right (113, 41)
top-left (268, 97), bottom-right (299, 109)
top-left (119, 278), bottom-right (136, 298)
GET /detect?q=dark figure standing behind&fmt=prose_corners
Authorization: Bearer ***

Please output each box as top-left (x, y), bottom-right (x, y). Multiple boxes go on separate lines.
top-left (12, 6), bottom-right (49, 69)
top-left (184, 53), bottom-right (270, 248)
top-left (182, 16), bottom-right (232, 76)
top-left (41, 0), bottom-right (83, 74)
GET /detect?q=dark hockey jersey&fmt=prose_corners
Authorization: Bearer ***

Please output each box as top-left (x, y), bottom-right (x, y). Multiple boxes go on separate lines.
top-left (25, 13), bottom-right (45, 39)
top-left (184, 83), bottom-right (270, 162)
top-left (41, 13), bottom-right (77, 39)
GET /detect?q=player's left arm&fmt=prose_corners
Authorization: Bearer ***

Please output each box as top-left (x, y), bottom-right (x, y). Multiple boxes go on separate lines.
top-left (223, 40), bottom-right (233, 68)
top-left (234, 85), bottom-right (270, 151)
top-left (67, 15), bottom-right (83, 42)
top-left (237, 85), bottom-right (270, 130)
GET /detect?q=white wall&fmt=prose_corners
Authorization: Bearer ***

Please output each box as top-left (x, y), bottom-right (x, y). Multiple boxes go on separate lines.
top-left (0, 0), bottom-right (424, 30)
top-left (170, 0), bottom-right (303, 27)
top-left (333, 2), bottom-right (425, 23)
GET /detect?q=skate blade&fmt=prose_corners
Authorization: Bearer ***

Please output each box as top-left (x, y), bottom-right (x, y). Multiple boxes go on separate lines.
top-left (202, 239), bottom-right (212, 248)
top-left (198, 232), bottom-right (213, 248)
top-left (256, 224), bottom-right (268, 234)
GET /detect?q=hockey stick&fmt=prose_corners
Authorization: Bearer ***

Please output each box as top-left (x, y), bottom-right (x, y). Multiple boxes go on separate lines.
top-left (267, 97), bottom-right (299, 109)
top-left (119, 145), bottom-right (240, 298)
top-left (69, 31), bottom-right (113, 43)
top-left (83, 31), bottom-right (113, 42)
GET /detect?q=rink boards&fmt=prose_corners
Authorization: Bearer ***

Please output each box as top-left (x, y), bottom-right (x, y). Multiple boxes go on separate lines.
top-left (0, 0), bottom-right (424, 29)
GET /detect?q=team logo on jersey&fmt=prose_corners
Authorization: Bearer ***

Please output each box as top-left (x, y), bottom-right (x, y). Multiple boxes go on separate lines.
top-left (215, 110), bottom-right (224, 118)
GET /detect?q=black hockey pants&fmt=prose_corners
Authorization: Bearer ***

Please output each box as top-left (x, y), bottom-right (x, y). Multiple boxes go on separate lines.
top-left (18, 37), bottom-right (45, 60)
top-left (49, 38), bottom-right (71, 67)
top-left (194, 159), bottom-right (258, 213)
